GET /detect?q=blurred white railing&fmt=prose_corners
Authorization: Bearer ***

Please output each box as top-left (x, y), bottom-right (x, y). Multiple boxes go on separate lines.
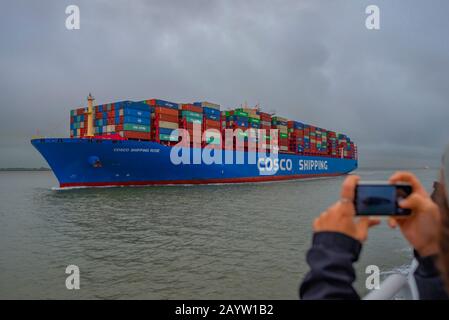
top-left (363, 260), bottom-right (419, 300)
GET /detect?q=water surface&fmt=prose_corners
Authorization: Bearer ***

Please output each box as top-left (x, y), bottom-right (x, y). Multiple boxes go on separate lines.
top-left (0, 168), bottom-right (438, 299)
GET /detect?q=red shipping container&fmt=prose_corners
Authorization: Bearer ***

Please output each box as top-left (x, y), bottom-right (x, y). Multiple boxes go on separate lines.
top-left (204, 119), bottom-right (221, 129)
top-left (154, 106), bottom-right (179, 117)
top-left (182, 122), bottom-right (203, 130)
top-left (157, 113), bottom-right (179, 123)
top-left (180, 104), bottom-right (203, 113)
top-left (122, 131), bottom-right (151, 140)
top-left (95, 112), bottom-right (103, 119)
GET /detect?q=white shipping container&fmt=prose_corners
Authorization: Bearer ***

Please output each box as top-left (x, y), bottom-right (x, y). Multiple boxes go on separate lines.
top-left (201, 101), bottom-right (221, 110)
top-left (158, 121), bottom-right (179, 129)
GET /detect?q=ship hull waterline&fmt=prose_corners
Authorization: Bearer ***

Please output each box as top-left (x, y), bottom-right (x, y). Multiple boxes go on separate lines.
top-left (31, 138), bottom-right (358, 188)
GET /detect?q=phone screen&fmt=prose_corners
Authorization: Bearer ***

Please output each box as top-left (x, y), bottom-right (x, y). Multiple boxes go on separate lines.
top-left (355, 184), bottom-right (412, 216)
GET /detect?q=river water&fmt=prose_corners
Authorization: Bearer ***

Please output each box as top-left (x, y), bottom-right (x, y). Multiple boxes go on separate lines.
top-left (0, 168), bottom-right (438, 299)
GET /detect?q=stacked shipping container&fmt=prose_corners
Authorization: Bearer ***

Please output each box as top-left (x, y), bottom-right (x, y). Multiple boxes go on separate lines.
top-left (288, 121), bottom-right (304, 154)
top-left (179, 103), bottom-right (203, 147)
top-left (70, 108), bottom-right (87, 138)
top-left (259, 112), bottom-right (272, 150)
top-left (93, 101), bottom-right (151, 140)
top-left (272, 116), bottom-right (289, 152)
top-left (148, 99), bottom-right (179, 143)
top-left (197, 102), bottom-right (221, 148)
top-left (69, 99), bottom-right (357, 159)
top-left (224, 109), bottom-right (249, 151)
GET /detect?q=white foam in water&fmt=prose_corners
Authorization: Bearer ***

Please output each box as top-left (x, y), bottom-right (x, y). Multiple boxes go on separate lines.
top-left (50, 176), bottom-right (339, 190)
top-left (381, 263), bottom-right (412, 276)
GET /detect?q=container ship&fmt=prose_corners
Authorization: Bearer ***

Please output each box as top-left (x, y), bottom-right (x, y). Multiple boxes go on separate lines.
top-left (31, 94), bottom-right (358, 188)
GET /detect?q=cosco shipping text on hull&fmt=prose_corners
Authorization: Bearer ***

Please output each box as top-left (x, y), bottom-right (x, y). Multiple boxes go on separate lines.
top-left (31, 138), bottom-right (357, 188)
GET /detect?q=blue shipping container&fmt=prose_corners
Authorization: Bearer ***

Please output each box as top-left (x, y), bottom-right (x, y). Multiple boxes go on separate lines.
top-left (203, 107), bottom-right (221, 117)
top-left (159, 127), bottom-right (177, 135)
top-left (204, 114), bottom-right (220, 121)
top-left (123, 116), bottom-right (151, 125)
top-left (292, 121), bottom-right (304, 129)
top-left (121, 108), bottom-right (151, 118)
top-left (151, 99), bottom-right (179, 110)
top-left (127, 101), bottom-right (152, 111)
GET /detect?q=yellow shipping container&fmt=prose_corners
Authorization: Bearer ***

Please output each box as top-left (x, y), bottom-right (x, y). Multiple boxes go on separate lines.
top-left (158, 121), bottom-right (179, 129)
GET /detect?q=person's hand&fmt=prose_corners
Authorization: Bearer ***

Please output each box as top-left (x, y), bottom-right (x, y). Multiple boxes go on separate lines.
top-left (313, 175), bottom-right (380, 242)
top-left (389, 171), bottom-right (441, 257)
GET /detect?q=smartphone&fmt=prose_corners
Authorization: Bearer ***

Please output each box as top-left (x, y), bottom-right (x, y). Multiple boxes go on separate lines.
top-left (354, 182), bottom-right (413, 216)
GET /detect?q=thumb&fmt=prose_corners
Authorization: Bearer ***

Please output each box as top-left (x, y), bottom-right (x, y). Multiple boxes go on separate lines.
top-left (355, 217), bottom-right (380, 242)
top-left (388, 217), bottom-right (398, 228)
top-left (357, 217), bottom-right (381, 229)
top-left (399, 193), bottom-right (425, 210)
top-left (368, 218), bottom-right (381, 227)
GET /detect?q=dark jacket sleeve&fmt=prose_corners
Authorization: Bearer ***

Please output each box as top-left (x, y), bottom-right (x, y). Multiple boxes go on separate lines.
top-left (413, 251), bottom-right (449, 300)
top-left (300, 231), bottom-right (362, 300)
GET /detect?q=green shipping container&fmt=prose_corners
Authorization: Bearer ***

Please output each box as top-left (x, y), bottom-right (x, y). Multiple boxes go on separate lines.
top-left (181, 110), bottom-right (203, 119)
top-left (234, 110), bottom-right (249, 117)
top-left (280, 133), bottom-right (288, 139)
top-left (159, 134), bottom-right (179, 141)
top-left (184, 116), bottom-right (203, 124)
top-left (124, 123), bottom-right (151, 132)
top-left (248, 117), bottom-right (260, 124)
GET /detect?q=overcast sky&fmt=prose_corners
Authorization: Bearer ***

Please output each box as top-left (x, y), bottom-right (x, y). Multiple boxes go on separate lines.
top-left (0, 0), bottom-right (448, 168)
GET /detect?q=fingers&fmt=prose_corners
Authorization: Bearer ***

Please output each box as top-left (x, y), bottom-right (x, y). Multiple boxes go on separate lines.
top-left (389, 171), bottom-right (427, 195)
top-left (357, 217), bottom-right (381, 229)
top-left (388, 217), bottom-right (398, 228)
top-left (341, 175), bottom-right (360, 202)
top-left (313, 210), bottom-right (328, 231)
top-left (355, 217), bottom-right (380, 242)
top-left (398, 192), bottom-right (426, 210)
top-left (313, 217), bottom-right (320, 230)
top-left (368, 218), bottom-right (381, 227)
top-left (340, 176), bottom-right (359, 217)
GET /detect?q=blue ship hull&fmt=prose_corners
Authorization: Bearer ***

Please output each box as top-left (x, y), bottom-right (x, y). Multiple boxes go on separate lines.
top-left (31, 138), bottom-right (357, 188)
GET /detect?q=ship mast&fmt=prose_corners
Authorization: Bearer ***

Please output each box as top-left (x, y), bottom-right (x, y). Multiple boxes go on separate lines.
top-left (86, 93), bottom-right (95, 137)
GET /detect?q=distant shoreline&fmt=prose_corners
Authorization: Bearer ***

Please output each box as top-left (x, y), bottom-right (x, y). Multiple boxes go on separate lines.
top-left (356, 166), bottom-right (436, 171)
top-left (0, 168), bottom-right (51, 172)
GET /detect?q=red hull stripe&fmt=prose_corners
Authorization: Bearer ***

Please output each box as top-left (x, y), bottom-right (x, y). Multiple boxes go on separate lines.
top-left (60, 173), bottom-right (344, 188)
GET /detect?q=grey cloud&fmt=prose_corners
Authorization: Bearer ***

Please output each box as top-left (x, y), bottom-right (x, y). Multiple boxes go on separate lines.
top-left (0, 0), bottom-right (448, 168)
